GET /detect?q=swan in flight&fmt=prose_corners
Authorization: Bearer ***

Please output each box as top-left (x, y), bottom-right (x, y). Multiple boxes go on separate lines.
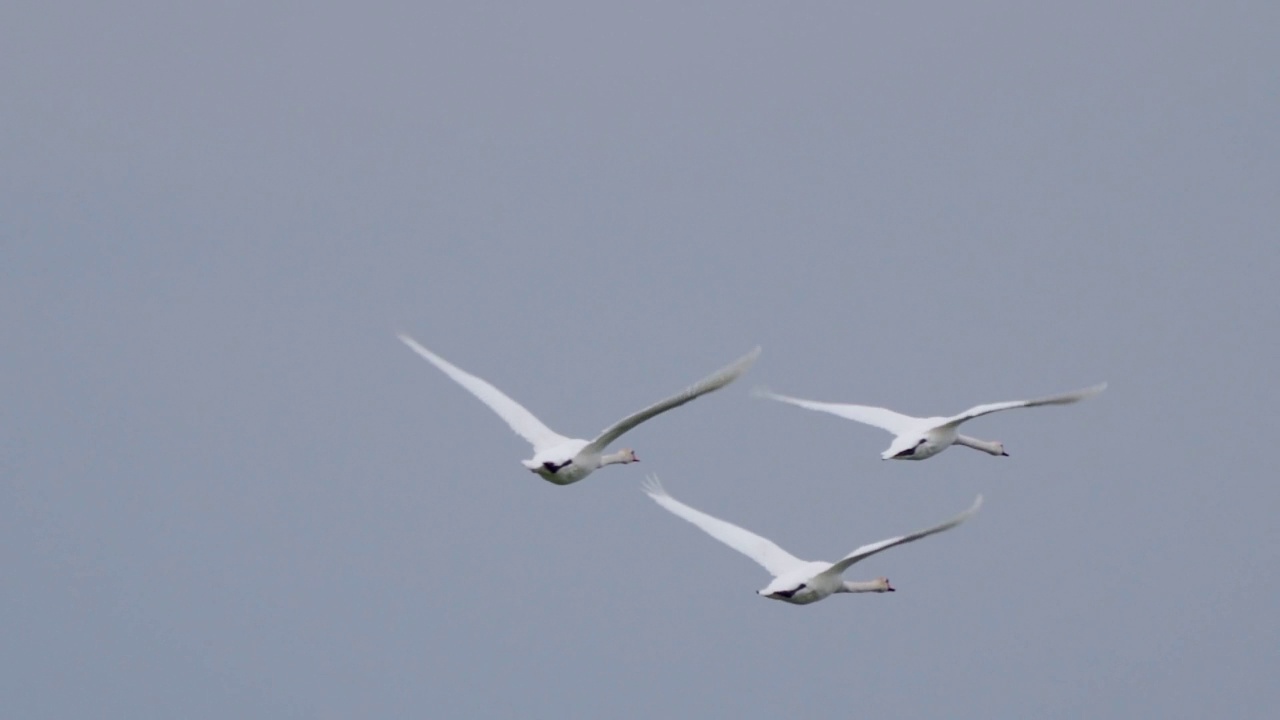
top-left (398, 334), bottom-right (760, 485)
top-left (642, 476), bottom-right (981, 605)
top-left (755, 382), bottom-right (1106, 461)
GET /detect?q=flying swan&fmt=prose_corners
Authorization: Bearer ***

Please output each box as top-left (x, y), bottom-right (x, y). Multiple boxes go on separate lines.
top-left (642, 476), bottom-right (981, 605)
top-left (398, 334), bottom-right (760, 485)
top-left (754, 382), bottom-right (1106, 460)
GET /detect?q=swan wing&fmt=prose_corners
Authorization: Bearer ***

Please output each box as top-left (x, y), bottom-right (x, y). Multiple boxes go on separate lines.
top-left (642, 476), bottom-right (805, 578)
top-left (819, 495), bottom-right (983, 579)
top-left (398, 334), bottom-right (571, 453)
top-left (583, 347), bottom-right (761, 455)
top-left (941, 382), bottom-right (1107, 428)
top-left (753, 388), bottom-right (920, 435)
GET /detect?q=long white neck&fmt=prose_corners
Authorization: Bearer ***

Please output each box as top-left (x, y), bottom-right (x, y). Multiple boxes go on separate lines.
top-left (839, 580), bottom-right (890, 594)
top-left (954, 434), bottom-right (1005, 456)
top-left (600, 450), bottom-right (635, 466)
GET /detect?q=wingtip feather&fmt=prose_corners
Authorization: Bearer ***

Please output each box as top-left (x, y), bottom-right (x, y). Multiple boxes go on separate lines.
top-left (728, 346), bottom-right (763, 376)
top-left (397, 332), bottom-right (427, 352)
top-left (641, 474), bottom-right (666, 498)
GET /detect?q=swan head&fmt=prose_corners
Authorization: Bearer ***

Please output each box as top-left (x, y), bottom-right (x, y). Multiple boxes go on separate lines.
top-left (620, 448), bottom-right (639, 464)
top-left (874, 577), bottom-right (895, 592)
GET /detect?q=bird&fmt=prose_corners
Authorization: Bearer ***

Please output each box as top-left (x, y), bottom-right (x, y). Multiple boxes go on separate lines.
top-left (642, 476), bottom-right (981, 605)
top-left (754, 382), bottom-right (1106, 461)
top-left (398, 333), bottom-right (760, 485)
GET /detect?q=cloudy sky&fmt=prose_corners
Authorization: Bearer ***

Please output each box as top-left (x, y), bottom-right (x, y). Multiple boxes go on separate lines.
top-left (4, 2), bottom-right (1277, 717)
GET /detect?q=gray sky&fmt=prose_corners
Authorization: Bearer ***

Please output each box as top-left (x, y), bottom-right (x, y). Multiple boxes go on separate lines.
top-left (4, 2), bottom-right (1278, 717)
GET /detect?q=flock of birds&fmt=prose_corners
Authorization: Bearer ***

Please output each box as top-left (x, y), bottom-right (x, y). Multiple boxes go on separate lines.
top-left (399, 334), bottom-right (1105, 606)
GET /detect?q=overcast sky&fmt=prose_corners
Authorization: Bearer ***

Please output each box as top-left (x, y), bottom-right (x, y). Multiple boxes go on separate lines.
top-left (4, 2), bottom-right (1278, 718)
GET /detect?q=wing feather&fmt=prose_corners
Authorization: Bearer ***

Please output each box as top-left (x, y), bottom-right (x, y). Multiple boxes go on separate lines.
top-left (398, 334), bottom-right (570, 452)
top-left (583, 347), bottom-right (761, 455)
top-left (942, 382), bottom-right (1107, 428)
top-left (642, 476), bottom-right (804, 578)
top-left (818, 495), bottom-right (983, 579)
top-left (753, 388), bottom-right (920, 434)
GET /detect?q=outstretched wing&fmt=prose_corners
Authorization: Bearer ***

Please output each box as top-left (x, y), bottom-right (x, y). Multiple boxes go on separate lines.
top-left (398, 333), bottom-right (571, 453)
top-left (583, 347), bottom-right (761, 455)
top-left (817, 495), bottom-right (983, 580)
top-left (753, 388), bottom-right (920, 435)
top-left (941, 382), bottom-right (1107, 429)
top-left (642, 475), bottom-right (805, 578)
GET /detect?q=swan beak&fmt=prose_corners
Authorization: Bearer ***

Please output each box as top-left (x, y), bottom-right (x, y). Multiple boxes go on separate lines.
top-left (887, 586), bottom-right (896, 592)
top-left (1000, 451), bottom-right (1010, 457)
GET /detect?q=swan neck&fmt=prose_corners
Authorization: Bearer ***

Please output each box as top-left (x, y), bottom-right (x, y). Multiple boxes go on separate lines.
top-left (601, 450), bottom-right (633, 466)
top-left (954, 434), bottom-right (1003, 455)
top-left (840, 580), bottom-right (887, 594)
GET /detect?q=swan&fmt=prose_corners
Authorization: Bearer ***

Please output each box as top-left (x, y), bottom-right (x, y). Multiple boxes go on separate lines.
top-left (642, 476), bottom-right (981, 605)
top-left (398, 334), bottom-right (760, 485)
top-left (754, 382), bottom-right (1106, 460)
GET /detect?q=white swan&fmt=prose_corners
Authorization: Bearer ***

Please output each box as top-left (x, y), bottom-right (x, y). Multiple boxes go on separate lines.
top-left (755, 382), bottom-right (1106, 460)
top-left (398, 334), bottom-right (760, 485)
top-left (642, 476), bottom-right (981, 605)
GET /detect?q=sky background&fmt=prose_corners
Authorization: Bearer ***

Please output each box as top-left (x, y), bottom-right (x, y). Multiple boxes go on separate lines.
top-left (3, 2), bottom-right (1278, 718)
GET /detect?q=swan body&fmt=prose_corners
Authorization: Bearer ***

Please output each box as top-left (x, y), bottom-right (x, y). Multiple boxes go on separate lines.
top-left (642, 476), bottom-right (981, 605)
top-left (398, 334), bottom-right (760, 485)
top-left (520, 440), bottom-right (643, 485)
top-left (756, 382), bottom-right (1106, 461)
